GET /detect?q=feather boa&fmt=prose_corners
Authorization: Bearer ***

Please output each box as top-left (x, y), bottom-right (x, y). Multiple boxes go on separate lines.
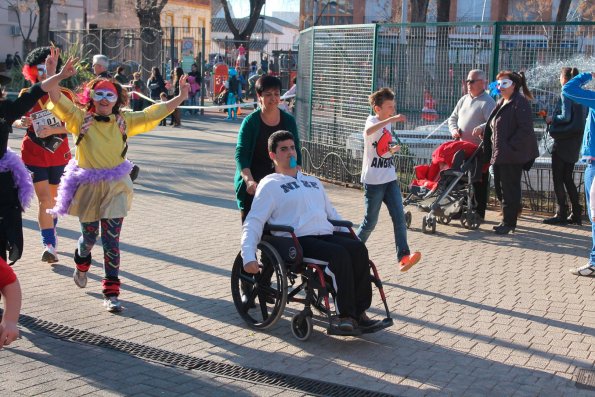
top-left (0, 148), bottom-right (34, 211)
top-left (48, 159), bottom-right (133, 217)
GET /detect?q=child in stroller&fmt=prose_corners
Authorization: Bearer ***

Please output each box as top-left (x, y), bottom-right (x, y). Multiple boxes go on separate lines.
top-left (403, 140), bottom-right (486, 234)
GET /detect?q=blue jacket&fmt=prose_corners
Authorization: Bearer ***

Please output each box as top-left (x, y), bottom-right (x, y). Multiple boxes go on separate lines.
top-left (562, 73), bottom-right (595, 159)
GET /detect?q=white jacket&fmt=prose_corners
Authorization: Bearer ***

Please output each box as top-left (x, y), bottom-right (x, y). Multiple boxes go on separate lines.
top-left (241, 171), bottom-right (342, 265)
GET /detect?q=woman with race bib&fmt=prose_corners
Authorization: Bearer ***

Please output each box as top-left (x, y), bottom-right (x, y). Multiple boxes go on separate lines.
top-left (14, 47), bottom-right (74, 264)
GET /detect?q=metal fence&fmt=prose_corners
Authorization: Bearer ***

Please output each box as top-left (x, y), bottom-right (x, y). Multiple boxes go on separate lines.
top-left (297, 21), bottom-right (595, 214)
top-left (49, 27), bottom-right (207, 81)
top-left (49, 27), bottom-right (295, 88)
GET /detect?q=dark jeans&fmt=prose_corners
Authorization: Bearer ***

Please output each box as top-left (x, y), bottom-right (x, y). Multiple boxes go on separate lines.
top-left (356, 180), bottom-right (409, 260)
top-left (551, 151), bottom-right (580, 214)
top-left (493, 164), bottom-right (523, 228)
top-left (297, 235), bottom-right (372, 319)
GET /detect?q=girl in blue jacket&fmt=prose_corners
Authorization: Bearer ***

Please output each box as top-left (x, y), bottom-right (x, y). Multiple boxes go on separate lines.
top-left (562, 72), bottom-right (595, 276)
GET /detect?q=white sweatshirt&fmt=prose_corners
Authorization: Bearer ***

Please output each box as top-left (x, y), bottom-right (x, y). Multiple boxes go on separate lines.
top-left (241, 171), bottom-right (342, 265)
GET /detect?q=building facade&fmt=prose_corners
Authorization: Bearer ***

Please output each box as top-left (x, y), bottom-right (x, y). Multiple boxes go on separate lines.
top-left (299, 0), bottom-right (593, 29)
top-left (0, 0), bottom-right (84, 63)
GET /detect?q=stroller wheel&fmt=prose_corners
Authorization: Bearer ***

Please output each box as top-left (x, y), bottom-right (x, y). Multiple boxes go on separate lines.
top-left (422, 215), bottom-right (436, 234)
top-left (405, 211), bottom-right (412, 229)
top-left (460, 211), bottom-right (481, 230)
top-left (438, 216), bottom-right (452, 225)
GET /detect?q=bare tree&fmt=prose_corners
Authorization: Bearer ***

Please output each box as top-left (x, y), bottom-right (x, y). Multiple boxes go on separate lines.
top-left (510, 0), bottom-right (550, 21)
top-left (7, 0), bottom-right (38, 54)
top-left (404, 0), bottom-right (431, 113)
top-left (36, 0), bottom-right (53, 46)
top-left (410, 0), bottom-right (430, 22)
top-left (220, 0), bottom-right (266, 43)
top-left (435, 0), bottom-right (452, 113)
top-left (556, 0), bottom-right (573, 21)
top-left (135, 0), bottom-right (168, 77)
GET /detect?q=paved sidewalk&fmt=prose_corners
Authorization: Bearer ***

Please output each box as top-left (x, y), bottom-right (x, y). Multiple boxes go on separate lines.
top-left (3, 111), bottom-right (595, 396)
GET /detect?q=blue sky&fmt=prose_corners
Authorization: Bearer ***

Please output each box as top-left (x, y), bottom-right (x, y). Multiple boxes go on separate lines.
top-left (227, 0), bottom-right (300, 17)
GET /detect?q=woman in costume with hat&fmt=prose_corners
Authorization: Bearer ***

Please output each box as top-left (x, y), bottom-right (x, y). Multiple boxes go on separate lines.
top-left (45, 48), bottom-right (190, 313)
top-left (14, 47), bottom-right (74, 264)
top-left (0, 51), bottom-right (76, 265)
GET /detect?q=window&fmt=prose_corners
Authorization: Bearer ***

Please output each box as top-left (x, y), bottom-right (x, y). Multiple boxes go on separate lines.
top-left (197, 17), bottom-right (205, 29)
top-left (165, 13), bottom-right (174, 27)
top-left (183, 16), bottom-right (191, 32)
top-left (8, 6), bottom-right (19, 23)
top-left (57, 12), bottom-right (68, 28)
top-left (98, 0), bottom-right (115, 13)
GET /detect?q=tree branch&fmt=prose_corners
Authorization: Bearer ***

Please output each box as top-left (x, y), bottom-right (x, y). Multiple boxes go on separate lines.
top-left (220, 0), bottom-right (240, 37)
top-left (26, 8), bottom-right (37, 40)
top-left (241, 0), bottom-right (265, 37)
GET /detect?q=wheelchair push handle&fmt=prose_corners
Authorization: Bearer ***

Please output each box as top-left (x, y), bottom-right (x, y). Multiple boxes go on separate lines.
top-left (264, 223), bottom-right (295, 233)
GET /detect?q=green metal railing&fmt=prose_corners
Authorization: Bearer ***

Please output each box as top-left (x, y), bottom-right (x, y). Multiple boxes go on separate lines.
top-left (297, 21), bottom-right (595, 213)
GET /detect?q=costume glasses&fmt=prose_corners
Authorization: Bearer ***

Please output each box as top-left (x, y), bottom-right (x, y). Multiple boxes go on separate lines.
top-left (92, 89), bottom-right (118, 103)
top-left (496, 79), bottom-right (513, 89)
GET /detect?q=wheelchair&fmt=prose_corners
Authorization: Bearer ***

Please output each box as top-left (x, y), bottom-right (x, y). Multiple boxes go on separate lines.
top-left (231, 220), bottom-right (393, 341)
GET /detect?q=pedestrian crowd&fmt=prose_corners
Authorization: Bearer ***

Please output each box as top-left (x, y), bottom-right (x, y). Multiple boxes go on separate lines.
top-left (0, 43), bottom-right (594, 344)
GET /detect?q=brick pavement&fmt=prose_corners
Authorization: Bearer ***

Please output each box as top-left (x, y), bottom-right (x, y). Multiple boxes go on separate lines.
top-left (3, 110), bottom-right (595, 396)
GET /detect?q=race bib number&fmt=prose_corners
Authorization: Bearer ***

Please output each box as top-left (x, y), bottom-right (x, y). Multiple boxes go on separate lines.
top-left (31, 109), bottom-right (60, 136)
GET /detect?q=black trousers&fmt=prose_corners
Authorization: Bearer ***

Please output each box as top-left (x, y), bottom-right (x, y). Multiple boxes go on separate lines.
top-left (492, 164), bottom-right (523, 228)
top-left (473, 171), bottom-right (490, 219)
top-left (298, 235), bottom-right (372, 319)
top-left (551, 152), bottom-right (580, 214)
top-left (240, 193), bottom-right (255, 223)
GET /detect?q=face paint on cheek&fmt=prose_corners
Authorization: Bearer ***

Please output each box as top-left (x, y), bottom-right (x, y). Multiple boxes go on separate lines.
top-left (289, 156), bottom-right (297, 168)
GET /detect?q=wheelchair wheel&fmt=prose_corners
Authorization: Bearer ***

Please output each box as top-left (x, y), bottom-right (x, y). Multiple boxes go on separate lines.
top-left (231, 241), bottom-right (287, 330)
top-left (291, 313), bottom-right (313, 341)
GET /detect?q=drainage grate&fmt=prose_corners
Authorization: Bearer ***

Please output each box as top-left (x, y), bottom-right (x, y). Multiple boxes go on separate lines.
top-left (575, 369), bottom-right (595, 390)
top-left (13, 312), bottom-right (397, 397)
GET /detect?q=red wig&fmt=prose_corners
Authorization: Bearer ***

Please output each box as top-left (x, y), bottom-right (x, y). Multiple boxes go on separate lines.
top-left (22, 64), bottom-right (39, 84)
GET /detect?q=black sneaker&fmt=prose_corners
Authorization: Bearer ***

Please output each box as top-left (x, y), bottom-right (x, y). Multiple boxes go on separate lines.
top-left (358, 313), bottom-right (381, 331)
top-left (338, 317), bottom-right (356, 332)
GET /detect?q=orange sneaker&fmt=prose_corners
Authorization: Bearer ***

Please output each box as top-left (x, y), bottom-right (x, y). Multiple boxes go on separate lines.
top-left (399, 252), bottom-right (421, 272)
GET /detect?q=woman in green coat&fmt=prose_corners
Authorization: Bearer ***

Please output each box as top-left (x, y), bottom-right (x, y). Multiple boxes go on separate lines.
top-left (234, 75), bottom-right (301, 222)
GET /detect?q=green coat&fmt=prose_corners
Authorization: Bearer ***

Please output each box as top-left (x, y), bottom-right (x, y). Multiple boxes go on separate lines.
top-left (234, 109), bottom-right (302, 210)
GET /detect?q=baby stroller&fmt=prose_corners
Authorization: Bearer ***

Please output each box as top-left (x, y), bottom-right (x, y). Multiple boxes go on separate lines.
top-left (403, 140), bottom-right (486, 234)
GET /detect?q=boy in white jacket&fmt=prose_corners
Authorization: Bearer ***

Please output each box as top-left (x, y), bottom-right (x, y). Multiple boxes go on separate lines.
top-left (241, 130), bottom-right (376, 332)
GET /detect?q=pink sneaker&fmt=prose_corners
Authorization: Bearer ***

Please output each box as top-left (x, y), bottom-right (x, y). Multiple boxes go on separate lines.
top-left (399, 252), bottom-right (421, 272)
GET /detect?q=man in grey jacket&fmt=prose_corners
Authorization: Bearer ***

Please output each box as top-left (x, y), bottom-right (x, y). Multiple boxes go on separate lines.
top-left (448, 69), bottom-right (496, 219)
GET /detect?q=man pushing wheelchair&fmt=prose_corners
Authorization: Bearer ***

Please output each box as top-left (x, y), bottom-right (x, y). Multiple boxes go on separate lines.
top-left (240, 130), bottom-right (389, 335)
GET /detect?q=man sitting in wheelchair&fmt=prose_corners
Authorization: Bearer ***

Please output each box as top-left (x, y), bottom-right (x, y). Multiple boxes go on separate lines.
top-left (241, 130), bottom-right (380, 333)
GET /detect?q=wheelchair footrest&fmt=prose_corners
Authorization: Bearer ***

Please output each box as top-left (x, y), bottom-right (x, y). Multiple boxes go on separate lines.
top-left (360, 317), bottom-right (394, 334)
top-left (327, 326), bottom-right (363, 337)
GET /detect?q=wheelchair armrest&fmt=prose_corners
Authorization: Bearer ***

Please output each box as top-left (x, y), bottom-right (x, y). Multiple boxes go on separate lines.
top-left (328, 219), bottom-right (353, 228)
top-left (264, 223), bottom-right (295, 233)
